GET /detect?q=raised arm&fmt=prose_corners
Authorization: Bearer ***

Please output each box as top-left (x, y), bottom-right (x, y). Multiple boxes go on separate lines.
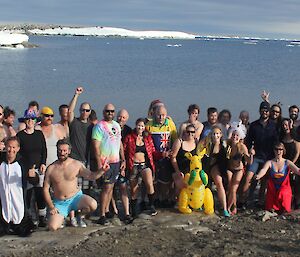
top-left (256, 160), bottom-right (271, 180)
top-left (68, 87), bottom-right (83, 123)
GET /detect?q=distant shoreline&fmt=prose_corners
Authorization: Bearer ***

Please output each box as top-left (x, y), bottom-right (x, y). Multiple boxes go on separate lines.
top-left (1, 23), bottom-right (300, 42)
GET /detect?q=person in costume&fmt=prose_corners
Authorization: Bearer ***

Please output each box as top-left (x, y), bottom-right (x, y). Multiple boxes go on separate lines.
top-left (0, 136), bottom-right (38, 237)
top-left (256, 142), bottom-right (300, 213)
top-left (226, 122), bottom-right (254, 215)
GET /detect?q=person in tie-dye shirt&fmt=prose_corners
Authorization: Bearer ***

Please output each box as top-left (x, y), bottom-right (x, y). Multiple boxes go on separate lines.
top-left (92, 103), bottom-right (126, 225)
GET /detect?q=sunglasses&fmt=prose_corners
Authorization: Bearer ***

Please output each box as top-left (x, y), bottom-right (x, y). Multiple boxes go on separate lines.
top-left (81, 109), bottom-right (91, 113)
top-left (105, 110), bottom-right (115, 114)
top-left (261, 109), bottom-right (269, 113)
top-left (186, 131), bottom-right (196, 134)
top-left (44, 114), bottom-right (54, 118)
top-left (275, 148), bottom-right (284, 151)
top-left (271, 110), bottom-right (280, 114)
top-left (24, 117), bottom-right (36, 121)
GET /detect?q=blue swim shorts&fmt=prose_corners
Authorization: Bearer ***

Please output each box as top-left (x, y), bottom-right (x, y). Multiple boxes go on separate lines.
top-left (53, 190), bottom-right (83, 217)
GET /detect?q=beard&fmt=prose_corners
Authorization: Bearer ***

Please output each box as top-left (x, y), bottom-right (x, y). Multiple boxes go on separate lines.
top-left (290, 114), bottom-right (298, 121)
top-left (58, 154), bottom-right (68, 162)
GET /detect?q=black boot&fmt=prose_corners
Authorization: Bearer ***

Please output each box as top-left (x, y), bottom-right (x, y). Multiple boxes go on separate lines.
top-left (131, 199), bottom-right (138, 218)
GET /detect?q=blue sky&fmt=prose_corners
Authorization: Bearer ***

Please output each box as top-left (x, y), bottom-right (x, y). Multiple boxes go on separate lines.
top-left (1, 0), bottom-right (300, 39)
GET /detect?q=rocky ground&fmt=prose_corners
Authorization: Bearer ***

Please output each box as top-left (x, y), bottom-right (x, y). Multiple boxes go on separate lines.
top-left (1, 206), bottom-right (300, 257)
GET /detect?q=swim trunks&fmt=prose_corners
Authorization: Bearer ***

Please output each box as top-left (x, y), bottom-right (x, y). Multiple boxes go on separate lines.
top-left (53, 190), bottom-right (83, 217)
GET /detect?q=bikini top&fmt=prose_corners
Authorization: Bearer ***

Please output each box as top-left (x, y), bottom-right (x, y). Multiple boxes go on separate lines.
top-left (135, 144), bottom-right (146, 154)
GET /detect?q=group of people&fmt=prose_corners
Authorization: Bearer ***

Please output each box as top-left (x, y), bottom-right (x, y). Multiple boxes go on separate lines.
top-left (0, 87), bottom-right (300, 236)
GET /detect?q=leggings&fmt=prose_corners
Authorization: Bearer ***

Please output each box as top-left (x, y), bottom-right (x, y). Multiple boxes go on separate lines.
top-left (26, 187), bottom-right (46, 211)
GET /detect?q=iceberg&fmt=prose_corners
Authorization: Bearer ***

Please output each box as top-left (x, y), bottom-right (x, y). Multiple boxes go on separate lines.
top-left (0, 31), bottom-right (29, 46)
top-left (29, 26), bottom-right (196, 39)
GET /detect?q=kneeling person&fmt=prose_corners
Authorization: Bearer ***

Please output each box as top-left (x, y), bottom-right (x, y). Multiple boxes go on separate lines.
top-left (43, 139), bottom-right (109, 231)
top-left (0, 137), bottom-right (38, 237)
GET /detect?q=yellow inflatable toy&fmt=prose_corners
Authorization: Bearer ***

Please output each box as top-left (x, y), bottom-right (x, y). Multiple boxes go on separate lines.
top-left (178, 149), bottom-right (214, 214)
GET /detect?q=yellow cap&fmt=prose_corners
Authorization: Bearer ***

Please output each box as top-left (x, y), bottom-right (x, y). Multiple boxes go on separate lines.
top-left (41, 106), bottom-right (54, 115)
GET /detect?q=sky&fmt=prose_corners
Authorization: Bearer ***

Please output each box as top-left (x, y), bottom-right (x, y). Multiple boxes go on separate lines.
top-left (1, 0), bottom-right (300, 39)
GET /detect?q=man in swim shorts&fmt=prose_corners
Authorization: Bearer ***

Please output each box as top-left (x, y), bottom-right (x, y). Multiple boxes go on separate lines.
top-left (43, 138), bottom-right (109, 231)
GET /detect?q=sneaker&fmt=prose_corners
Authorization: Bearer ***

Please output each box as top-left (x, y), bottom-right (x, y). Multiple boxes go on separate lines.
top-left (124, 215), bottom-right (134, 225)
top-left (97, 216), bottom-right (110, 226)
top-left (70, 217), bottom-right (78, 227)
top-left (148, 206), bottom-right (158, 216)
top-left (77, 216), bottom-right (87, 228)
top-left (38, 216), bottom-right (47, 228)
top-left (223, 210), bottom-right (230, 218)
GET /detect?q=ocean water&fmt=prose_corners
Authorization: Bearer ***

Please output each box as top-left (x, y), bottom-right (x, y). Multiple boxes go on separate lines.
top-left (0, 36), bottom-right (300, 127)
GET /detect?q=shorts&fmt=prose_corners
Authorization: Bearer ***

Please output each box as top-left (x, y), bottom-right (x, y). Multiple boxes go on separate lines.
top-left (247, 157), bottom-right (265, 174)
top-left (156, 158), bottom-right (174, 184)
top-left (100, 162), bottom-right (120, 184)
top-left (117, 174), bottom-right (128, 184)
top-left (53, 190), bottom-right (83, 217)
top-left (130, 162), bottom-right (150, 185)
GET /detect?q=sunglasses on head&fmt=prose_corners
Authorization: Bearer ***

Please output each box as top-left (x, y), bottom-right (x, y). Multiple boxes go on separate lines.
top-left (105, 110), bottom-right (115, 114)
top-left (81, 109), bottom-right (91, 113)
top-left (44, 114), bottom-right (54, 118)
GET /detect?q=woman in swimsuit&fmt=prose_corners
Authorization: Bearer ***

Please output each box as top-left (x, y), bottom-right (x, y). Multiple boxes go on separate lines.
top-left (171, 124), bottom-right (197, 196)
top-left (280, 118), bottom-right (300, 208)
top-left (197, 126), bottom-right (230, 217)
top-left (227, 129), bottom-right (254, 215)
top-left (256, 142), bottom-right (300, 213)
top-left (123, 118), bottom-right (162, 217)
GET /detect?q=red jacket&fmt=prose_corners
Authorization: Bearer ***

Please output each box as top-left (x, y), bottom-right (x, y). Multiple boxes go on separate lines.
top-left (123, 131), bottom-right (162, 173)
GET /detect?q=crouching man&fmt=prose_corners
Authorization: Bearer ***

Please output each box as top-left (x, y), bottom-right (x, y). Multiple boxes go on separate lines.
top-left (43, 138), bottom-right (109, 231)
top-left (0, 136), bottom-right (38, 237)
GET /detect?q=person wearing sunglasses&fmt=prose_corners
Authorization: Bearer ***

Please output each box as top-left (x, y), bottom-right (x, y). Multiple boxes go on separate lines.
top-left (17, 109), bottom-right (47, 227)
top-left (240, 101), bottom-right (278, 209)
top-left (40, 107), bottom-right (66, 167)
top-left (68, 86), bottom-right (92, 227)
top-left (256, 142), bottom-right (300, 213)
top-left (92, 103), bottom-right (126, 225)
top-left (171, 124), bottom-right (197, 197)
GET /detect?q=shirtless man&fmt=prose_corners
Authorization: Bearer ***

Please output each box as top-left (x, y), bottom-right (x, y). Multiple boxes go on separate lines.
top-left (57, 104), bottom-right (69, 137)
top-left (43, 139), bottom-right (109, 231)
top-left (179, 104), bottom-right (203, 141)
